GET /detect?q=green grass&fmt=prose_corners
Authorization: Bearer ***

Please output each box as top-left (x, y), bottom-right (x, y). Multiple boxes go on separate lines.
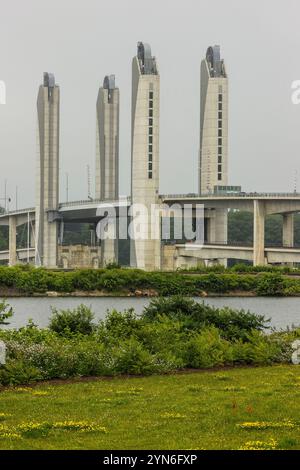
top-left (0, 365), bottom-right (300, 450)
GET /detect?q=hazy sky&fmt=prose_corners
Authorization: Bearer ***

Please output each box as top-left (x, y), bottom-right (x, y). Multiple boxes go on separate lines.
top-left (1, 0), bottom-right (300, 209)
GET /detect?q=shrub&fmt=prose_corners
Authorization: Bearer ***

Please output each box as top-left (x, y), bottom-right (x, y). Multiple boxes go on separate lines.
top-left (1, 265), bottom-right (300, 296)
top-left (142, 296), bottom-right (269, 340)
top-left (105, 262), bottom-right (121, 270)
top-left (0, 297), bottom-right (294, 386)
top-left (0, 361), bottom-right (42, 386)
top-left (112, 338), bottom-right (161, 375)
top-left (231, 330), bottom-right (285, 365)
top-left (183, 327), bottom-right (232, 368)
top-left (255, 274), bottom-right (286, 296)
top-left (49, 305), bottom-right (95, 336)
top-left (96, 309), bottom-right (141, 345)
top-left (0, 300), bottom-right (13, 326)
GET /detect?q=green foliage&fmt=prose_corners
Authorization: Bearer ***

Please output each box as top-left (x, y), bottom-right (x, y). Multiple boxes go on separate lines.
top-left (231, 330), bottom-right (285, 364)
top-left (112, 338), bottom-right (159, 375)
top-left (0, 361), bottom-right (42, 385)
top-left (0, 226), bottom-right (8, 251)
top-left (0, 300), bottom-right (13, 326)
top-left (183, 327), bottom-right (231, 368)
top-left (49, 304), bottom-right (95, 336)
top-left (0, 265), bottom-right (300, 296)
top-left (96, 309), bottom-right (141, 345)
top-left (0, 297), bottom-right (292, 386)
top-left (105, 262), bottom-right (121, 270)
top-left (142, 296), bottom-right (268, 340)
top-left (255, 273), bottom-right (286, 296)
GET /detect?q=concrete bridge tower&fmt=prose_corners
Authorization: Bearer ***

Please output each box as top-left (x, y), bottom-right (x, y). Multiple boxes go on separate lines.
top-left (35, 72), bottom-right (60, 268)
top-left (95, 75), bottom-right (120, 265)
top-left (199, 45), bottom-right (228, 194)
top-left (199, 46), bottom-right (228, 251)
top-left (130, 42), bottom-right (161, 270)
top-left (95, 75), bottom-right (119, 201)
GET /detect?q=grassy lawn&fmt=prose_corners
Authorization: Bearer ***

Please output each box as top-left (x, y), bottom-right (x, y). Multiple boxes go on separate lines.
top-left (0, 365), bottom-right (300, 450)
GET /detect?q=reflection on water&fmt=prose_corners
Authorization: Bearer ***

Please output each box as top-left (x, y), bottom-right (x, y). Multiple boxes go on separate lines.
top-left (2, 296), bottom-right (300, 330)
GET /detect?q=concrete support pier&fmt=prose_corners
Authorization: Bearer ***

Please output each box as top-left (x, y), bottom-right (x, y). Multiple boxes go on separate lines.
top-left (206, 208), bottom-right (228, 266)
top-left (101, 218), bottom-right (118, 267)
top-left (8, 216), bottom-right (17, 266)
top-left (253, 200), bottom-right (265, 266)
top-left (282, 214), bottom-right (294, 248)
top-left (206, 209), bottom-right (228, 244)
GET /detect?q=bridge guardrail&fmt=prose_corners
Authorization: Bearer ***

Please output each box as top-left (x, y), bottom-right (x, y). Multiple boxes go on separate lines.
top-left (161, 192), bottom-right (300, 199)
top-left (0, 207), bottom-right (35, 217)
top-left (59, 197), bottom-right (131, 208)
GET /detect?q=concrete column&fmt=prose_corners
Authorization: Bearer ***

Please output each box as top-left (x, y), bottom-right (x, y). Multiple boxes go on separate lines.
top-left (206, 209), bottom-right (227, 244)
top-left (30, 223), bottom-right (35, 249)
top-left (283, 214), bottom-right (294, 248)
top-left (101, 218), bottom-right (118, 267)
top-left (215, 208), bottom-right (228, 245)
top-left (206, 209), bottom-right (227, 267)
top-left (9, 216), bottom-right (17, 266)
top-left (206, 211), bottom-right (216, 243)
top-left (253, 200), bottom-right (265, 266)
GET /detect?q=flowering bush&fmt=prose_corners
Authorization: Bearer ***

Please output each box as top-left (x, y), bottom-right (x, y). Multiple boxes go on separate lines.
top-left (0, 300), bottom-right (298, 386)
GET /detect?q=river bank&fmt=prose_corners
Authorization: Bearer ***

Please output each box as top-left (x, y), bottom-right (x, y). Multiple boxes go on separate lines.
top-left (1, 266), bottom-right (300, 297)
top-left (0, 287), bottom-right (261, 298)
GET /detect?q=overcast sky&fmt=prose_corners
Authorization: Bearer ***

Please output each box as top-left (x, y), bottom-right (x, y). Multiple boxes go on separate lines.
top-left (0, 0), bottom-right (300, 209)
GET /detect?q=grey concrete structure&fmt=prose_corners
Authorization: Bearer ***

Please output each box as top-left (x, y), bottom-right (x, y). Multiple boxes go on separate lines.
top-left (95, 75), bottom-right (120, 266)
top-left (199, 45), bottom-right (228, 194)
top-left (130, 42), bottom-right (161, 270)
top-left (172, 244), bottom-right (300, 267)
top-left (2, 194), bottom-right (300, 268)
top-left (8, 216), bottom-right (17, 266)
top-left (2, 45), bottom-right (300, 271)
top-left (0, 209), bottom-right (36, 265)
top-left (59, 245), bottom-right (101, 269)
top-left (36, 73), bottom-right (60, 268)
top-left (95, 75), bottom-right (119, 201)
top-left (162, 193), bottom-right (300, 267)
top-left (199, 46), bottom-right (228, 257)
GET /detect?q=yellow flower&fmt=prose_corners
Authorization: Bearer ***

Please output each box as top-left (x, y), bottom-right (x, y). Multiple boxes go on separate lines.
top-left (31, 391), bottom-right (49, 396)
top-left (53, 421), bottom-right (107, 433)
top-left (239, 438), bottom-right (278, 450)
top-left (160, 412), bottom-right (187, 419)
top-left (0, 432), bottom-right (21, 439)
top-left (237, 420), bottom-right (296, 430)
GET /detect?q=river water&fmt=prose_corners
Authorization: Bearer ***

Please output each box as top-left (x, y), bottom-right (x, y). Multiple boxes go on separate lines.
top-left (2, 296), bottom-right (300, 330)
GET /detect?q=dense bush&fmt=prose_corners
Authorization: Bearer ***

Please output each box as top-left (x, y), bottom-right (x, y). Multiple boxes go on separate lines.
top-left (0, 300), bottom-right (13, 325)
top-left (142, 296), bottom-right (268, 340)
top-left (183, 327), bottom-right (232, 368)
top-left (255, 273), bottom-right (282, 296)
top-left (1, 265), bottom-right (300, 296)
top-left (0, 299), bottom-right (298, 386)
top-left (49, 304), bottom-right (95, 336)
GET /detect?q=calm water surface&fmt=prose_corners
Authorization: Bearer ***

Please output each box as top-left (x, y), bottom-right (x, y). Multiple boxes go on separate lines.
top-left (3, 296), bottom-right (300, 330)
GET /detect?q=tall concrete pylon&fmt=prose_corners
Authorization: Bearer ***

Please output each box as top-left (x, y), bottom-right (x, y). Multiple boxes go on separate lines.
top-left (199, 45), bottom-right (228, 195)
top-left (95, 75), bottom-right (120, 266)
top-left (95, 75), bottom-right (119, 201)
top-left (199, 46), bottom-right (228, 259)
top-left (35, 72), bottom-right (60, 268)
top-left (130, 42), bottom-right (161, 271)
